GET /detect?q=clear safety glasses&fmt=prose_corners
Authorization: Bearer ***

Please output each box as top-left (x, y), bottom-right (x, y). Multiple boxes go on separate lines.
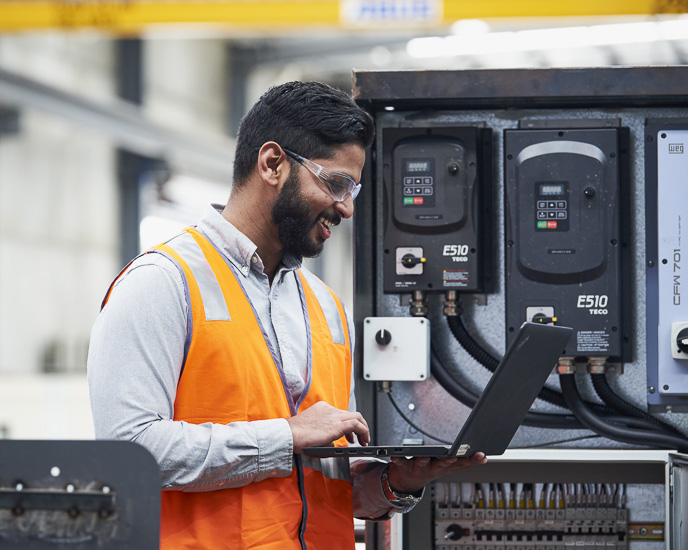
top-left (283, 148), bottom-right (361, 202)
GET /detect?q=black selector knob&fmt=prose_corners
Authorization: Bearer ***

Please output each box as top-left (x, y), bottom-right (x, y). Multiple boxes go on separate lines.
top-left (401, 253), bottom-right (424, 268)
top-left (375, 329), bottom-right (392, 346)
top-left (677, 328), bottom-right (688, 354)
top-left (448, 162), bottom-right (459, 175)
top-left (445, 523), bottom-right (468, 541)
top-left (584, 186), bottom-right (595, 198)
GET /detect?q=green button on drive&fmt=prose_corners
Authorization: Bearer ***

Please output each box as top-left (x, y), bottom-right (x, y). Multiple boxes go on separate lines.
top-left (403, 197), bottom-right (414, 205)
top-left (537, 221), bottom-right (547, 229)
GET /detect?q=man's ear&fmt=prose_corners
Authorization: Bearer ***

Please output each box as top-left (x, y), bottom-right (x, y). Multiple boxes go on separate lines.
top-left (257, 142), bottom-right (289, 190)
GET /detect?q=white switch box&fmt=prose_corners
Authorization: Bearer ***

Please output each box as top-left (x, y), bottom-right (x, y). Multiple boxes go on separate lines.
top-left (362, 317), bottom-right (430, 381)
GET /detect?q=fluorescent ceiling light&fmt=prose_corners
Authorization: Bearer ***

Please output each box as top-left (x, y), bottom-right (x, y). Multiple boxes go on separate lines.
top-left (407, 17), bottom-right (688, 58)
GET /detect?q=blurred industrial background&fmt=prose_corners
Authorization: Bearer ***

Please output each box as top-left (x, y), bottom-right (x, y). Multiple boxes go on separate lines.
top-left (0, 0), bottom-right (688, 539)
top-left (0, 0), bottom-right (686, 445)
top-left (1, 8), bottom-right (688, 550)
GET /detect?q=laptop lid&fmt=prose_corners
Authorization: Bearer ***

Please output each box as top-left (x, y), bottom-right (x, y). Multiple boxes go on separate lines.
top-left (447, 321), bottom-right (573, 456)
top-left (303, 322), bottom-right (572, 458)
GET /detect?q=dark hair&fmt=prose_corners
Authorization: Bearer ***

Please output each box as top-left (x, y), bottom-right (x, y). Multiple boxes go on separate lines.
top-left (232, 81), bottom-right (375, 186)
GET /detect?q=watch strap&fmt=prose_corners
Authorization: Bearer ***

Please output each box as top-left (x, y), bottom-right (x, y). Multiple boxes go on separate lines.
top-left (380, 464), bottom-right (423, 507)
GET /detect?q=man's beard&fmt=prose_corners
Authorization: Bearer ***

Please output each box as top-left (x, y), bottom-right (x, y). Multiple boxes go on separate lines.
top-left (271, 171), bottom-right (339, 261)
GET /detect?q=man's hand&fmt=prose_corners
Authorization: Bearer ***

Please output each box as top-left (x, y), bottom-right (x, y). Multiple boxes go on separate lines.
top-left (286, 401), bottom-right (371, 453)
top-left (387, 453), bottom-right (487, 494)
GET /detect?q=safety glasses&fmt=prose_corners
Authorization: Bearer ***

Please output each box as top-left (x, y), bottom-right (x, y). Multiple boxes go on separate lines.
top-left (283, 148), bottom-right (361, 202)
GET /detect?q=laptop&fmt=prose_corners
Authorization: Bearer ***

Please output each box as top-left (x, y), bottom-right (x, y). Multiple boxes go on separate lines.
top-left (304, 322), bottom-right (573, 459)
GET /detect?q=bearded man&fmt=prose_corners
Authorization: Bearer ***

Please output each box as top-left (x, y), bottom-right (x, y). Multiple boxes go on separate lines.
top-left (88, 80), bottom-right (486, 550)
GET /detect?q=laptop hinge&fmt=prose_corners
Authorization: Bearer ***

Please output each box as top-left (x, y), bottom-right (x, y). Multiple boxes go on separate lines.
top-left (455, 444), bottom-right (470, 457)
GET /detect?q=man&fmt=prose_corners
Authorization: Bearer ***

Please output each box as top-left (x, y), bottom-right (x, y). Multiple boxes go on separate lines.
top-left (88, 81), bottom-right (486, 549)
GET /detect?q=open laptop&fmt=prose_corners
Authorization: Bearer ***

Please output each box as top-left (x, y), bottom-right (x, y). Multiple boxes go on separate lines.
top-left (304, 322), bottom-right (573, 459)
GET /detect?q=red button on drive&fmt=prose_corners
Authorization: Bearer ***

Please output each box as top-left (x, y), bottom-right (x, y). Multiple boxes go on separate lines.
top-left (413, 197), bottom-right (424, 205)
top-left (547, 221), bottom-right (558, 229)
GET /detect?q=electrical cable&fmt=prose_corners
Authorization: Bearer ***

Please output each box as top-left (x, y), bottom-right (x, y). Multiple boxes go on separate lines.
top-left (590, 372), bottom-right (685, 437)
top-left (560, 374), bottom-right (688, 453)
top-left (446, 314), bottom-right (612, 416)
top-left (393, 296), bottom-right (673, 438)
top-left (386, 391), bottom-right (453, 445)
top-left (430, 345), bottom-right (584, 430)
top-left (431, 343), bottom-right (669, 433)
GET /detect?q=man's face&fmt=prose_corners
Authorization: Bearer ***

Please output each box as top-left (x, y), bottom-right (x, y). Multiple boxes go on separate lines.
top-left (271, 144), bottom-right (364, 261)
top-left (271, 168), bottom-right (331, 260)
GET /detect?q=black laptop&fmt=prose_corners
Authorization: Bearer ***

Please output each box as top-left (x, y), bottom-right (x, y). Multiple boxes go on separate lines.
top-left (304, 322), bottom-right (573, 459)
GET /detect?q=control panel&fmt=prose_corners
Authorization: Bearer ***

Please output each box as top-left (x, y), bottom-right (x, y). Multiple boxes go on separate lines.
top-left (504, 126), bottom-right (631, 361)
top-left (535, 182), bottom-right (570, 232)
top-left (382, 126), bottom-right (493, 294)
top-left (401, 157), bottom-right (437, 209)
top-left (646, 122), bottom-right (688, 407)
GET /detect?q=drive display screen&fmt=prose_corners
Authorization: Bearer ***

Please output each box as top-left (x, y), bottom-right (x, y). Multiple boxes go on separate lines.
top-left (539, 183), bottom-right (565, 196)
top-left (406, 160), bottom-right (431, 173)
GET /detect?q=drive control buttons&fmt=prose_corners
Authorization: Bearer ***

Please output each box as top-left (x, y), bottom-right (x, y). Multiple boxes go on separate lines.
top-left (536, 199), bottom-right (567, 225)
top-left (402, 175), bottom-right (434, 204)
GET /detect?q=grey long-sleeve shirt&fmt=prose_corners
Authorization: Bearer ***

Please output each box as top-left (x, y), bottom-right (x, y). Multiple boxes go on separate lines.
top-left (87, 204), bottom-right (411, 519)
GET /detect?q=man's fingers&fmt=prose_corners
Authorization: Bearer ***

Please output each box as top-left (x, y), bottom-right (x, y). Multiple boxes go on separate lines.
top-left (341, 417), bottom-right (370, 445)
top-left (287, 402), bottom-right (373, 452)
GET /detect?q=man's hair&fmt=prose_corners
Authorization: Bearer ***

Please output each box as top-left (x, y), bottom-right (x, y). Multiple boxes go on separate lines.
top-left (232, 81), bottom-right (375, 186)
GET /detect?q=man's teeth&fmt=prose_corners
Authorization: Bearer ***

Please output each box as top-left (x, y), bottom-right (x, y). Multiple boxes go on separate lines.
top-left (319, 217), bottom-right (333, 229)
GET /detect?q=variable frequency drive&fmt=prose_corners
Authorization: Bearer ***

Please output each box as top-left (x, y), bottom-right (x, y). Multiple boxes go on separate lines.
top-left (504, 126), bottom-right (632, 361)
top-left (381, 126), bottom-right (493, 294)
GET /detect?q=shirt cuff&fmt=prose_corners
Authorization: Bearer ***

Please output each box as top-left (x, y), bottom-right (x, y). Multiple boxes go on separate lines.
top-left (254, 418), bottom-right (293, 478)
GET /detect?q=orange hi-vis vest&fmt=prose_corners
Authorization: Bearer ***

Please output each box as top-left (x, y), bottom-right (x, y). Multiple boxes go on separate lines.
top-left (105, 227), bottom-right (355, 550)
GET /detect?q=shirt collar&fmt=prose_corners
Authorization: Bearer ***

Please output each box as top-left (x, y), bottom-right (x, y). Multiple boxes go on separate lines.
top-left (196, 204), bottom-right (302, 277)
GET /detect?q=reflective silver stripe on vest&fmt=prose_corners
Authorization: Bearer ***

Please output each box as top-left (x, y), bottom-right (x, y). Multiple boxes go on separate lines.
top-left (301, 455), bottom-right (351, 483)
top-left (300, 270), bottom-right (345, 345)
top-left (165, 232), bottom-right (231, 322)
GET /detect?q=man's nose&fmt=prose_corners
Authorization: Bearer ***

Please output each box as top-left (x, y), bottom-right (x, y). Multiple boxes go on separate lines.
top-left (335, 195), bottom-right (354, 219)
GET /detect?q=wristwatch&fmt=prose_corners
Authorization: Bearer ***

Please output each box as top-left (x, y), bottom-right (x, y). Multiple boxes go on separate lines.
top-left (380, 464), bottom-right (423, 507)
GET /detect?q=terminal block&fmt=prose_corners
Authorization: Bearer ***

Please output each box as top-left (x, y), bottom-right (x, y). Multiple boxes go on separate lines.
top-left (434, 482), bottom-right (629, 550)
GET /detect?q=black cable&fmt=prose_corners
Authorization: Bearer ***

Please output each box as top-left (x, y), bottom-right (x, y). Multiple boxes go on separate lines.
top-left (390, 353), bottom-right (668, 445)
top-left (591, 373), bottom-right (685, 437)
top-left (611, 414), bottom-right (687, 432)
top-left (431, 344), bottom-right (668, 433)
top-left (430, 345), bottom-right (585, 430)
top-left (514, 434), bottom-right (603, 449)
top-left (560, 374), bottom-right (688, 453)
top-left (386, 391), bottom-right (453, 445)
top-left (446, 314), bottom-right (611, 415)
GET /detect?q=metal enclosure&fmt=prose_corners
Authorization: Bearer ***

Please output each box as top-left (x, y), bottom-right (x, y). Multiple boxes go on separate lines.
top-left (0, 440), bottom-right (160, 549)
top-left (351, 67), bottom-right (688, 550)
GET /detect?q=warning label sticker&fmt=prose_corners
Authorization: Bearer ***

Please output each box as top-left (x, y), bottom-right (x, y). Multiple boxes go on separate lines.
top-left (443, 270), bottom-right (469, 287)
top-left (576, 330), bottom-right (610, 353)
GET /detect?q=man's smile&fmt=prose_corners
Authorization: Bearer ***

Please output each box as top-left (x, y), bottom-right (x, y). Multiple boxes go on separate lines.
top-left (318, 216), bottom-right (334, 230)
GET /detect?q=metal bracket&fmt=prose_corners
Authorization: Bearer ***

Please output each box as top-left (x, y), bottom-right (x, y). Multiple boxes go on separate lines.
top-left (0, 488), bottom-right (115, 517)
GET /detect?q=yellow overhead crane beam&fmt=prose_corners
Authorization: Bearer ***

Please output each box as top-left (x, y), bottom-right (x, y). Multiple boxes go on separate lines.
top-left (0, 0), bottom-right (686, 33)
